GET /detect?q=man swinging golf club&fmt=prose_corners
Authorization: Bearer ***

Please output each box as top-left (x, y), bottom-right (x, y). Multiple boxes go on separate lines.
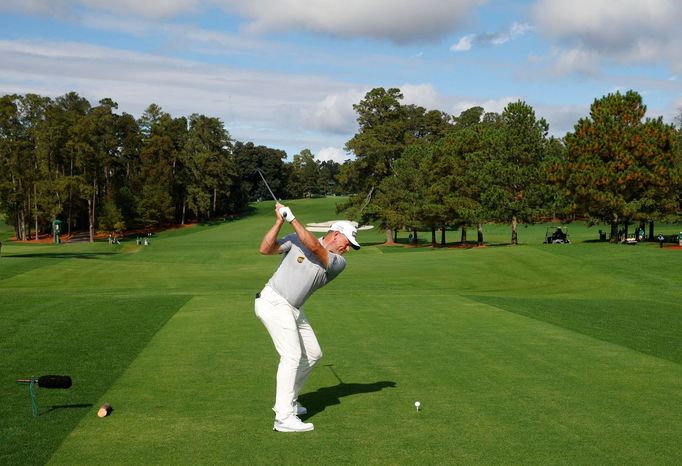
top-left (256, 202), bottom-right (360, 432)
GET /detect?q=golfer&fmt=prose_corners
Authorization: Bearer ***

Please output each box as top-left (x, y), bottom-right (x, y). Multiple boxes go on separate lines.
top-left (256, 202), bottom-right (359, 432)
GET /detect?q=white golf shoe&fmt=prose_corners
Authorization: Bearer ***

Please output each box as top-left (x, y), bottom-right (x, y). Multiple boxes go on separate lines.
top-left (273, 415), bottom-right (314, 433)
top-left (294, 402), bottom-right (307, 416)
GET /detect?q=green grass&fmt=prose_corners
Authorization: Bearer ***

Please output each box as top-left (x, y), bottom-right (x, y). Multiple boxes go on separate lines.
top-left (1, 198), bottom-right (681, 465)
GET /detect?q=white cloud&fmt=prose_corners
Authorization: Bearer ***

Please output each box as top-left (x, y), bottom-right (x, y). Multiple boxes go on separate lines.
top-left (452, 97), bottom-right (519, 116)
top-left (1, 0), bottom-right (485, 43)
top-left (87, 0), bottom-right (202, 18)
top-left (0, 0), bottom-right (71, 17)
top-left (533, 0), bottom-right (679, 44)
top-left (0, 38), bottom-right (351, 155)
top-left (532, 0), bottom-right (682, 74)
top-left (552, 47), bottom-right (599, 77)
top-left (451, 35), bottom-right (474, 52)
top-left (317, 146), bottom-right (351, 163)
top-left (0, 0), bottom-right (202, 19)
top-left (532, 103), bottom-right (586, 136)
top-left (450, 22), bottom-right (531, 52)
top-left (204, 0), bottom-right (485, 43)
top-left (82, 13), bottom-right (282, 58)
top-left (305, 89), bottom-right (367, 134)
top-left (400, 83), bottom-right (441, 109)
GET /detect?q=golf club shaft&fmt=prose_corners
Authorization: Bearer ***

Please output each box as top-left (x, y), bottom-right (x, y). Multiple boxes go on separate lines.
top-left (256, 169), bottom-right (278, 202)
top-left (326, 364), bottom-right (344, 384)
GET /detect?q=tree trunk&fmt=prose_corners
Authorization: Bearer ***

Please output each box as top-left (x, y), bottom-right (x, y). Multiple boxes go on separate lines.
top-left (27, 189), bottom-right (32, 240)
top-left (181, 198), bottom-right (186, 225)
top-left (440, 227), bottom-right (446, 246)
top-left (87, 198), bottom-right (94, 243)
top-left (17, 203), bottom-right (26, 241)
top-left (511, 216), bottom-right (518, 245)
top-left (68, 157), bottom-right (74, 235)
top-left (610, 221), bottom-right (619, 243)
top-left (13, 205), bottom-right (20, 240)
top-left (213, 187), bottom-right (217, 214)
top-left (460, 226), bottom-right (467, 244)
top-left (431, 227), bottom-right (436, 247)
top-left (385, 228), bottom-right (394, 244)
top-left (413, 229), bottom-right (418, 245)
top-left (649, 220), bottom-right (654, 242)
top-left (623, 221), bottom-right (629, 242)
top-left (477, 223), bottom-right (484, 246)
top-left (20, 208), bottom-right (27, 241)
top-left (34, 183), bottom-right (39, 241)
top-left (88, 179), bottom-right (97, 243)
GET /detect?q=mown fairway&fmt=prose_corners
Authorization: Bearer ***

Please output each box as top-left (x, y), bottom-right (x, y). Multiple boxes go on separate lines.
top-left (1, 199), bottom-right (681, 465)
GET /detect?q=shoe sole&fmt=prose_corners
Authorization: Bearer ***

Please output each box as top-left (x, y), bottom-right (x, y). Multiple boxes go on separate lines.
top-left (273, 425), bottom-right (314, 433)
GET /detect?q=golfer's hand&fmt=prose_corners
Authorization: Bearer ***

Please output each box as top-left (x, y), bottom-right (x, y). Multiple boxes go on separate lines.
top-left (278, 205), bottom-right (295, 223)
top-left (274, 203), bottom-right (284, 222)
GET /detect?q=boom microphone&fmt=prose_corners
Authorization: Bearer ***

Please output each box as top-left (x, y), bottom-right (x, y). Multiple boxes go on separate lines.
top-left (17, 375), bottom-right (72, 389)
top-left (38, 375), bottom-right (72, 389)
top-left (16, 375), bottom-right (72, 416)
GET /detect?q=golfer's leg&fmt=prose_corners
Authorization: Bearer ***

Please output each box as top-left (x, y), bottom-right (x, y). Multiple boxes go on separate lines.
top-left (293, 307), bottom-right (322, 401)
top-left (255, 294), bottom-right (301, 420)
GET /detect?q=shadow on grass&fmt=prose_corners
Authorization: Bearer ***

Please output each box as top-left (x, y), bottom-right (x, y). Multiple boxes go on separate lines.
top-left (41, 403), bottom-right (94, 416)
top-left (375, 241), bottom-right (511, 252)
top-left (298, 379), bottom-right (396, 419)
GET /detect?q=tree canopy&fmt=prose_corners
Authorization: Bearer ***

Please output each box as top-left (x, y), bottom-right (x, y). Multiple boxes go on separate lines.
top-left (558, 90), bottom-right (680, 242)
top-left (1, 88), bottom-right (680, 246)
top-left (0, 93), bottom-right (342, 241)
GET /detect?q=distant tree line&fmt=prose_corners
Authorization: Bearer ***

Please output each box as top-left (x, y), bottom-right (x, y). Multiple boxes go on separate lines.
top-left (0, 92), bottom-right (343, 241)
top-left (339, 88), bottom-right (681, 245)
top-left (1, 89), bottom-right (680, 245)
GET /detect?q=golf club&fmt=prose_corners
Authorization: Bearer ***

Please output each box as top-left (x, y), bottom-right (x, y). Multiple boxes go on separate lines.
top-left (256, 169), bottom-right (279, 202)
top-left (256, 169), bottom-right (287, 219)
top-left (325, 364), bottom-right (345, 385)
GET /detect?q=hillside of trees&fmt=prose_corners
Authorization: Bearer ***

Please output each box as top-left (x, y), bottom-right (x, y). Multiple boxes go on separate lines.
top-left (0, 93), bottom-right (343, 241)
top-left (1, 89), bottom-right (680, 244)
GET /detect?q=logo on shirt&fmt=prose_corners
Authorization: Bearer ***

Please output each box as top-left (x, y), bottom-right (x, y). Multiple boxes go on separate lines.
top-left (297, 256), bottom-right (305, 263)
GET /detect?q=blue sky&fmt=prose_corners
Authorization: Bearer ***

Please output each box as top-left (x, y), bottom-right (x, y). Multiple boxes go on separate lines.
top-left (1, 0), bottom-right (681, 162)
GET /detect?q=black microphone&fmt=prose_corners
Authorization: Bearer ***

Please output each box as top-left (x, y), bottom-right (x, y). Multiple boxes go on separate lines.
top-left (38, 375), bottom-right (72, 389)
top-left (16, 375), bottom-right (72, 389)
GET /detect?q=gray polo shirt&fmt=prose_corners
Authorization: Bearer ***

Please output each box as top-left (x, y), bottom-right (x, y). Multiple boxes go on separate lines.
top-left (266, 234), bottom-right (346, 308)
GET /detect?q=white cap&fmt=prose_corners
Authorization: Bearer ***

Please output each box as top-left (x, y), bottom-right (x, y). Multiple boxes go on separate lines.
top-left (329, 221), bottom-right (361, 250)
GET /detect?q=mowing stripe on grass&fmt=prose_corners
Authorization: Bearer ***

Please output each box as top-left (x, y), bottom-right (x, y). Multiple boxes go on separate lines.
top-left (47, 288), bottom-right (682, 465)
top-left (467, 295), bottom-right (682, 365)
top-left (0, 293), bottom-right (189, 465)
top-left (48, 293), bottom-right (268, 465)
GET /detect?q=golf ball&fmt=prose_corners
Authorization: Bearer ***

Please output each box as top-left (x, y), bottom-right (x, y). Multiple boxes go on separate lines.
top-left (414, 401), bottom-right (421, 408)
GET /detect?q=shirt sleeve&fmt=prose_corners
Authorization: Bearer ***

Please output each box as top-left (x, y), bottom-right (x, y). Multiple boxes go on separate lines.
top-left (277, 234), bottom-right (295, 254)
top-left (325, 253), bottom-right (347, 279)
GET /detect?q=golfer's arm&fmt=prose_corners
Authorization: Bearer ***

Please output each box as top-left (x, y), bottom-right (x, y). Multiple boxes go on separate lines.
top-left (259, 220), bottom-right (285, 255)
top-left (290, 219), bottom-right (329, 268)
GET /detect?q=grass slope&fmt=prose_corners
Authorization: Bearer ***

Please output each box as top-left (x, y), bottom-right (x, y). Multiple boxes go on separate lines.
top-left (0, 199), bottom-right (680, 465)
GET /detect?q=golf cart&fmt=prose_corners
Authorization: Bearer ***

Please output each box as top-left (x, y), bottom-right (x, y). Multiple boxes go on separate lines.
top-left (544, 226), bottom-right (570, 244)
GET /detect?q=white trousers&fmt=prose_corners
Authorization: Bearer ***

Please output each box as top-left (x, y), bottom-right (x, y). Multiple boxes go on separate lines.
top-left (255, 286), bottom-right (322, 420)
